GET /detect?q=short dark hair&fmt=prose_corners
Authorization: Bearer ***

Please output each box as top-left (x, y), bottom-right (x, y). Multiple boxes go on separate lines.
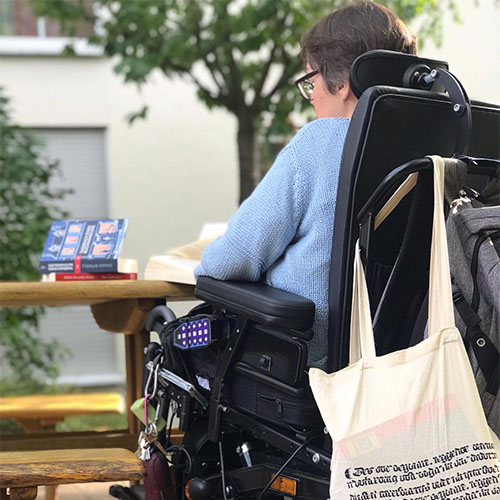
top-left (301, 1), bottom-right (417, 92)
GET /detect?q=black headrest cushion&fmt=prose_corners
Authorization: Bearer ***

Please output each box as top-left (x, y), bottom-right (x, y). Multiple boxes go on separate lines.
top-left (350, 50), bottom-right (449, 99)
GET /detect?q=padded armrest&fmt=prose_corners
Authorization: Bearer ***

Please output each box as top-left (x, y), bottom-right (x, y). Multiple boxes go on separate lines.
top-left (195, 277), bottom-right (315, 333)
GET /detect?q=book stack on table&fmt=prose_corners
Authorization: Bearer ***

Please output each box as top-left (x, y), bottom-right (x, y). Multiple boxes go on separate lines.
top-left (39, 219), bottom-right (137, 282)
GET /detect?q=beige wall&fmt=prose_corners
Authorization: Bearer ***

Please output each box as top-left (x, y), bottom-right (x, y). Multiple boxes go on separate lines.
top-left (419, 0), bottom-right (500, 103)
top-left (0, 54), bottom-right (239, 277)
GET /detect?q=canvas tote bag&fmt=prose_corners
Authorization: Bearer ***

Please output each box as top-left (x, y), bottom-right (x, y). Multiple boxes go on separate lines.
top-left (310, 156), bottom-right (500, 500)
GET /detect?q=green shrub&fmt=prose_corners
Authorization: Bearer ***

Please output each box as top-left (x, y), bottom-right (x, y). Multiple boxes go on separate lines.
top-left (0, 89), bottom-right (72, 387)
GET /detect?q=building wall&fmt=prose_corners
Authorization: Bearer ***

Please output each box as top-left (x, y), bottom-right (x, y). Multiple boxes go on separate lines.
top-left (0, 53), bottom-right (239, 276)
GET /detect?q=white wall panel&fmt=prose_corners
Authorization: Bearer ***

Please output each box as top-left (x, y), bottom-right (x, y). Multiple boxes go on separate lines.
top-left (30, 128), bottom-right (125, 387)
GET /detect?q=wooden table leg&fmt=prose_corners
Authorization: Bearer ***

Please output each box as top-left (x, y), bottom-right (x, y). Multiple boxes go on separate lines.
top-left (44, 485), bottom-right (58, 500)
top-left (92, 297), bottom-right (157, 436)
top-left (124, 330), bottom-right (150, 435)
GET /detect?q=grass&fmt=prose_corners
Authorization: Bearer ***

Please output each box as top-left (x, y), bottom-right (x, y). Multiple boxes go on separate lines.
top-left (0, 413), bottom-right (128, 435)
top-left (0, 417), bottom-right (24, 435)
top-left (56, 413), bottom-right (127, 432)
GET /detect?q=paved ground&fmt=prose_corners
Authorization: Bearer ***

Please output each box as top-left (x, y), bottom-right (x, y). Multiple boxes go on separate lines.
top-left (37, 481), bottom-right (129, 500)
top-left (35, 482), bottom-right (293, 499)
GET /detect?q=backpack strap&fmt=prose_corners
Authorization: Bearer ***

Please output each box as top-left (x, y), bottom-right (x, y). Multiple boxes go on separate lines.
top-left (453, 288), bottom-right (499, 395)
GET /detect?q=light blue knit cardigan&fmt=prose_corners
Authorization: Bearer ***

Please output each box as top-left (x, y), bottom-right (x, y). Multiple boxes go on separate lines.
top-left (195, 118), bottom-right (350, 369)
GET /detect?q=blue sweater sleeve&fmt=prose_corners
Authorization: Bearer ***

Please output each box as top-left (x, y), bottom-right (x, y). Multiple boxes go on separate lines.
top-left (195, 146), bottom-right (302, 281)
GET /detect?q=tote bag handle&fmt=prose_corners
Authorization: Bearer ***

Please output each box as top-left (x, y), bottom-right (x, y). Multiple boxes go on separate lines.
top-left (349, 156), bottom-right (455, 364)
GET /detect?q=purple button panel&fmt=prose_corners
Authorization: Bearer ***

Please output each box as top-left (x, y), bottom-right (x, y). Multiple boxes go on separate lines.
top-left (173, 318), bottom-right (211, 350)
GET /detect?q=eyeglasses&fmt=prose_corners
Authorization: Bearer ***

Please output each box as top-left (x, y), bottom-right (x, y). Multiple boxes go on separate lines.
top-left (295, 70), bottom-right (319, 100)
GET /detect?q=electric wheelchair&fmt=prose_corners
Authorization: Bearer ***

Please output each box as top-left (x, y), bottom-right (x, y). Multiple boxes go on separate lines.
top-left (111, 51), bottom-right (500, 500)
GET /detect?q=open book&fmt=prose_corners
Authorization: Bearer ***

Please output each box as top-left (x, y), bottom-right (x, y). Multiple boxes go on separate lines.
top-left (144, 224), bottom-right (226, 284)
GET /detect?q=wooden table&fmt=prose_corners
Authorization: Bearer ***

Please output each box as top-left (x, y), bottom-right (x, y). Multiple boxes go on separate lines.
top-left (0, 280), bottom-right (195, 448)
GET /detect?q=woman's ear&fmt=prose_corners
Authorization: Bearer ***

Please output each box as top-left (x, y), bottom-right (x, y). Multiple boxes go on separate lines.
top-left (337, 80), bottom-right (358, 118)
top-left (337, 80), bottom-right (354, 101)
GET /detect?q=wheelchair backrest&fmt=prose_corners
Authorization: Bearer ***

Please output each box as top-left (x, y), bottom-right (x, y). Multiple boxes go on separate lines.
top-left (327, 51), bottom-right (500, 371)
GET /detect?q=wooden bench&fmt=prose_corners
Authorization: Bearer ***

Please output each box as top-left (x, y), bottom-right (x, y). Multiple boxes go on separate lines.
top-left (0, 393), bottom-right (125, 432)
top-left (0, 448), bottom-right (145, 499)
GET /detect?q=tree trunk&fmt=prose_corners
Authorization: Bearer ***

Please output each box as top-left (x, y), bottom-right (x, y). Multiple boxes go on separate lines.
top-left (236, 111), bottom-right (260, 204)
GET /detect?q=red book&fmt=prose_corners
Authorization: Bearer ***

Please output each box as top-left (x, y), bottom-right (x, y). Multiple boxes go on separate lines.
top-left (41, 272), bottom-right (138, 282)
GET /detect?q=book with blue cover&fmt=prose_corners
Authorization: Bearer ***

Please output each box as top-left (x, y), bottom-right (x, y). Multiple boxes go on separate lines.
top-left (39, 219), bottom-right (137, 274)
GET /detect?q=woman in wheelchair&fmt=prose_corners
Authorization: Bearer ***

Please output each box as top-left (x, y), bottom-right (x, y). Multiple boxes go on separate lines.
top-left (195, 1), bottom-right (416, 370)
top-left (125, 4), bottom-right (464, 500)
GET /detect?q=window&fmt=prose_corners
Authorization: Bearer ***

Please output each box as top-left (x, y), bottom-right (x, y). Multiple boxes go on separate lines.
top-left (0, 0), bottom-right (94, 38)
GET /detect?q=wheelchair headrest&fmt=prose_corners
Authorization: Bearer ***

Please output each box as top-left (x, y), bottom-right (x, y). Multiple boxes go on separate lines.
top-left (349, 50), bottom-right (449, 98)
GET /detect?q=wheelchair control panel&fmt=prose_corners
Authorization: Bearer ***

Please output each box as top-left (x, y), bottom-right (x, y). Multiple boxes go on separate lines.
top-left (173, 317), bottom-right (213, 350)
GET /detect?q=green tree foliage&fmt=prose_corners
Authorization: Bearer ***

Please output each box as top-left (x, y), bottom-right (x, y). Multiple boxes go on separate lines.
top-left (0, 90), bottom-right (71, 386)
top-left (32, 0), bottom-right (458, 202)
